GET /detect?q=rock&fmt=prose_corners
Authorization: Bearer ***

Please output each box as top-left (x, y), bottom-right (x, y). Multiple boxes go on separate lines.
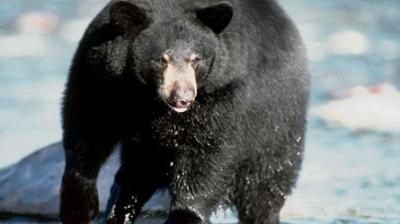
top-left (0, 142), bottom-right (170, 218)
top-left (312, 83), bottom-right (400, 132)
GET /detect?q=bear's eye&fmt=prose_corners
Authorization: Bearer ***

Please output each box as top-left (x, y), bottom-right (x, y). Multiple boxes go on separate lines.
top-left (189, 56), bottom-right (203, 68)
top-left (150, 57), bottom-right (168, 68)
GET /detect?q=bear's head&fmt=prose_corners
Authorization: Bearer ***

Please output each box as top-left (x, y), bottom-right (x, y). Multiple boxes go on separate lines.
top-left (109, 1), bottom-right (233, 113)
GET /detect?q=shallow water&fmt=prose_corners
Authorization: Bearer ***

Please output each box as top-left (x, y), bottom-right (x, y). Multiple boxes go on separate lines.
top-left (1, 0), bottom-right (400, 223)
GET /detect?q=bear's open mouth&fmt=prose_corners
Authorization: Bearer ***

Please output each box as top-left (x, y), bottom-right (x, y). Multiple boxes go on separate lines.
top-left (165, 102), bottom-right (189, 113)
top-left (161, 97), bottom-right (191, 113)
top-left (170, 106), bottom-right (188, 113)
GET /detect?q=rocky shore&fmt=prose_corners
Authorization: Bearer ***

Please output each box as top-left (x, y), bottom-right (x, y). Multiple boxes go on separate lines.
top-left (0, 143), bottom-right (170, 223)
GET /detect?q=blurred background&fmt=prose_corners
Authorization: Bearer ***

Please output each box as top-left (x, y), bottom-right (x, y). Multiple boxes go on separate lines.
top-left (0, 0), bottom-right (400, 223)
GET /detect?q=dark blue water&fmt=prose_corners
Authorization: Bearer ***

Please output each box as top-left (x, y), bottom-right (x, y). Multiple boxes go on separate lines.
top-left (1, 0), bottom-right (400, 223)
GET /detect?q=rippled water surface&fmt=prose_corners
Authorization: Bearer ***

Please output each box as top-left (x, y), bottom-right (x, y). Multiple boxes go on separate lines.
top-left (1, 0), bottom-right (400, 223)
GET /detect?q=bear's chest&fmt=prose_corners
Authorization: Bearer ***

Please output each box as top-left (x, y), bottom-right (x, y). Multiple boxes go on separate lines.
top-left (148, 109), bottom-right (218, 151)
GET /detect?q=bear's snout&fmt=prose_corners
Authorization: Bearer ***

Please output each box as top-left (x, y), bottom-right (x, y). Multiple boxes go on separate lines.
top-left (160, 54), bottom-right (198, 113)
top-left (169, 82), bottom-right (196, 109)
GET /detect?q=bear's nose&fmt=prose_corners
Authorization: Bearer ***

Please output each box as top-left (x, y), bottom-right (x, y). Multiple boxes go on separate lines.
top-left (170, 87), bottom-right (196, 108)
top-left (176, 98), bottom-right (195, 107)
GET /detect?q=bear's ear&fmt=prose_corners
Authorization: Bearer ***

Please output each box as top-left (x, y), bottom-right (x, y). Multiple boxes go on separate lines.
top-left (196, 1), bottom-right (233, 34)
top-left (110, 1), bottom-right (149, 30)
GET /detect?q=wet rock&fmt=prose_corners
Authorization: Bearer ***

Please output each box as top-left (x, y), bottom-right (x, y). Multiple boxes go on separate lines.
top-left (0, 142), bottom-right (170, 218)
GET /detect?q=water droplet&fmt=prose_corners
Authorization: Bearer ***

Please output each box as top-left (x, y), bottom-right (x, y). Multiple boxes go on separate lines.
top-left (108, 205), bottom-right (116, 219)
top-left (124, 213), bottom-right (131, 224)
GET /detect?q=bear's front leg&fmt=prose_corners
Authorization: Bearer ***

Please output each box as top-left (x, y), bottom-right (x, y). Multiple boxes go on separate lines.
top-left (60, 168), bottom-right (99, 224)
top-left (166, 148), bottom-right (236, 224)
top-left (106, 148), bottom-right (172, 224)
top-left (60, 137), bottom-right (116, 224)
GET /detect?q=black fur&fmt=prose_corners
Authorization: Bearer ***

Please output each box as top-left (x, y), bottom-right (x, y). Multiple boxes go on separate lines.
top-left (59, 0), bottom-right (310, 224)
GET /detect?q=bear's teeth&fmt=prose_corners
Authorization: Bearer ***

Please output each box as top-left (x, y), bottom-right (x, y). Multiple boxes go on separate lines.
top-left (172, 107), bottom-right (188, 113)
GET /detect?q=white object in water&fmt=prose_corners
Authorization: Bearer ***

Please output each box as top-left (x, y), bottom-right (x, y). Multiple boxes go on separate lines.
top-left (327, 30), bottom-right (369, 55)
top-left (0, 34), bottom-right (49, 57)
top-left (312, 83), bottom-right (400, 132)
top-left (16, 12), bottom-right (59, 34)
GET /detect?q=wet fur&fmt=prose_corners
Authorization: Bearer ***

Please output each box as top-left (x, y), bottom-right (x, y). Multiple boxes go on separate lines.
top-left (60, 0), bottom-right (310, 223)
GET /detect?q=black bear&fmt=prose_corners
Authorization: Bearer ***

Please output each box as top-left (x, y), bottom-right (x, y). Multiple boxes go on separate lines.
top-left (60, 0), bottom-right (310, 223)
